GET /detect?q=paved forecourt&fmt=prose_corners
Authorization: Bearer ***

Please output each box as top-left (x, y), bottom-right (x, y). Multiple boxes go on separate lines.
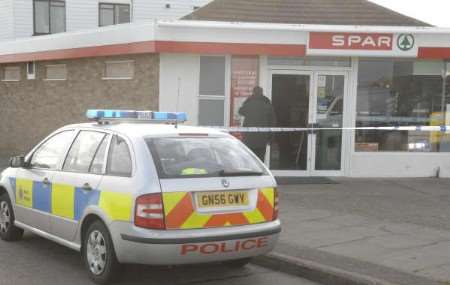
top-left (277, 178), bottom-right (450, 283)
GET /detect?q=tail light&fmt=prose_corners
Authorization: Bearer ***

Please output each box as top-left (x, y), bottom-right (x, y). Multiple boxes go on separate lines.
top-left (273, 188), bottom-right (279, 220)
top-left (135, 193), bottom-right (166, 229)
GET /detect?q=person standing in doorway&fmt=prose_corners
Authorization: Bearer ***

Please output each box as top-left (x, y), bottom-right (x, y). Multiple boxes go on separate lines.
top-left (239, 86), bottom-right (275, 161)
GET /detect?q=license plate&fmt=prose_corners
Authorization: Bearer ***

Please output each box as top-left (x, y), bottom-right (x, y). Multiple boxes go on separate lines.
top-left (196, 191), bottom-right (249, 208)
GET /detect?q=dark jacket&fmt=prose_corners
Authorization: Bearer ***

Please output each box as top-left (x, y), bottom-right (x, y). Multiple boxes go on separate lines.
top-left (238, 94), bottom-right (275, 148)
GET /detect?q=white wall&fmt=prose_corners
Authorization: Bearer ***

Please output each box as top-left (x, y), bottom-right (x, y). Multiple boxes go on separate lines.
top-left (13, 0), bottom-right (33, 38)
top-left (0, 0), bottom-right (14, 41)
top-left (66, 0), bottom-right (98, 32)
top-left (350, 153), bottom-right (450, 178)
top-left (159, 53), bottom-right (200, 126)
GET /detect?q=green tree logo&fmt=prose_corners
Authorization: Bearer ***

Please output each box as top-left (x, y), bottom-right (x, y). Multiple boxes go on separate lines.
top-left (397, 34), bottom-right (415, 51)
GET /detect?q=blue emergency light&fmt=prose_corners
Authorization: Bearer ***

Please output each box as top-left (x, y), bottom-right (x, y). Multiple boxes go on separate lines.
top-left (86, 109), bottom-right (187, 123)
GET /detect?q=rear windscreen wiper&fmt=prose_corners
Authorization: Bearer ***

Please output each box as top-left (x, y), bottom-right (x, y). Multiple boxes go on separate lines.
top-left (218, 170), bottom-right (264, 177)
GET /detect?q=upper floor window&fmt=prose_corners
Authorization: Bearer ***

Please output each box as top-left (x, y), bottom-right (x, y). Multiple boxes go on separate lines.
top-left (34, 0), bottom-right (66, 35)
top-left (99, 3), bottom-right (131, 27)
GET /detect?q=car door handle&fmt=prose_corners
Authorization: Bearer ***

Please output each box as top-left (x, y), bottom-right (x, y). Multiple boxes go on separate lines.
top-left (82, 183), bottom-right (92, 192)
top-left (42, 178), bottom-right (50, 185)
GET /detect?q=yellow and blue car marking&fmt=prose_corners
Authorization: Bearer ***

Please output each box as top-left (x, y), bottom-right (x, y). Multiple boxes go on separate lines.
top-left (9, 178), bottom-right (130, 222)
top-left (33, 181), bottom-right (52, 213)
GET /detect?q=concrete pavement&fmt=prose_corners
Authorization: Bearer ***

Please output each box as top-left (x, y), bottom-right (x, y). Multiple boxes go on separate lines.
top-left (274, 179), bottom-right (450, 284)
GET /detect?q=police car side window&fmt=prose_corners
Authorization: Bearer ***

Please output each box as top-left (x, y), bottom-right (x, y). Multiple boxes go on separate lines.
top-left (89, 134), bottom-right (110, 175)
top-left (106, 135), bottom-right (132, 177)
top-left (63, 131), bottom-right (106, 173)
top-left (30, 130), bottom-right (75, 170)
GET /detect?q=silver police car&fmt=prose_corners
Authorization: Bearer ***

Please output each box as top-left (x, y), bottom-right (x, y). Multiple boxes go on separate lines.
top-left (0, 110), bottom-right (281, 284)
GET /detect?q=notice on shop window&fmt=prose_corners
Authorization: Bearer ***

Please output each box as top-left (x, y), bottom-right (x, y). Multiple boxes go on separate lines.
top-left (230, 56), bottom-right (259, 127)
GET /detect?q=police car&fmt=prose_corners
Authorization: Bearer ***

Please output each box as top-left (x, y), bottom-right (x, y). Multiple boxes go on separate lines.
top-left (0, 110), bottom-right (281, 284)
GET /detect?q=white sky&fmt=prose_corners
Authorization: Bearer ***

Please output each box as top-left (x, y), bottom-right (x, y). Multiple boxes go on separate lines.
top-left (369, 0), bottom-right (450, 27)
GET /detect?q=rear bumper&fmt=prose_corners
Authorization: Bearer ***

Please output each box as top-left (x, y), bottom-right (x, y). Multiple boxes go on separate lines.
top-left (110, 220), bottom-right (281, 265)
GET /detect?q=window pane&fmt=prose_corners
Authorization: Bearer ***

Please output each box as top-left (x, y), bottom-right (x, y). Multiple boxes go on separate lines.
top-left (90, 135), bottom-right (110, 174)
top-left (27, 62), bottom-right (35, 74)
top-left (199, 56), bottom-right (226, 95)
top-left (34, 0), bottom-right (50, 34)
top-left (116, 5), bottom-right (130, 24)
top-left (3, 67), bottom-right (21, 81)
top-left (50, 1), bottom-right (65, 33)
top-left (46, 64), bottom-right (66, 80)
top-left (99, 4), bottom-right (114, 26)
top-left (104, 61), bottom-right (134, 79)
top-left (107, 136), bottom-right (132, 177)
top-left (315, 75), bottom-right (345, 170)
top-left (147, 137), bottom-right (266, 179)
top-left (63, 131), bottom-right (106, 173)
top-left (198, 99), bottom-right (225, 126)
top-left (356, 60), bottom-right (446, 152)
top-left (31, 131), bottom-right (74, 170)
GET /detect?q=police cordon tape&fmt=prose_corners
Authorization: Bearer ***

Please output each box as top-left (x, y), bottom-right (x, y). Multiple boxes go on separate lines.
top-left (211, 125), bottom-right (450, 133)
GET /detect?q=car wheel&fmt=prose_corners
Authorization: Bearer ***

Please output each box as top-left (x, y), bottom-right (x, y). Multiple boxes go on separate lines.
top-left (0, 193), bottom-right (24, 241)
top-left (83, 220), bottom-right (120, 285)
top-left (224, 258), bottom-right (252, 268)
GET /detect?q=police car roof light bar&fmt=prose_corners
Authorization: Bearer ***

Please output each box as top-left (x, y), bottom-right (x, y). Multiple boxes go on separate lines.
top-left (86, 109), bottom-right (187, 124)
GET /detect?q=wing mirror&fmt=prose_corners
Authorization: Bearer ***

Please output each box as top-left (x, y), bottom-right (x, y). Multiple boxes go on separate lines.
top-left (9, 156), bottom-right (28, 168)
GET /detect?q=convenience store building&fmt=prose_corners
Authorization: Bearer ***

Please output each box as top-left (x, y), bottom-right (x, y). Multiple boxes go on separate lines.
top-left (1, 0), bottom-right (450, 177)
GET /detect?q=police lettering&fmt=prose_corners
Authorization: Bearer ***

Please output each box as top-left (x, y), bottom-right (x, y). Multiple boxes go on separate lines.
top-left (180, 237), bottom-right (269, 255)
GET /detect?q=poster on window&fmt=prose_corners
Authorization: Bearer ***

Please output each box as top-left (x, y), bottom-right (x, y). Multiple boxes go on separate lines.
top-left (230, 56), bottom-right (259, 128)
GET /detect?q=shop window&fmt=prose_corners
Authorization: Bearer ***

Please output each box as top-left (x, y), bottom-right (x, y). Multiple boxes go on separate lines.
top-left (46, 64), bottom-right (67, 80)
top-left (199, 57), bottom-right (226, 95)
top-left (355, 59), bottom-right (450, 152)
top-left (99, 3), bottom-right (131, 27)
top-left (2, 66), bottom-right (21, 81)
top-left (104, 60), bottom-right (134, 80)
top-left (230, 56), bottom-right (259, 126)
top-left (198, 98), bottom-right (225, 126)
top-left (198, 56), bottom-right (226, 126)
top-left (34, 0), bottom-right (66, 35)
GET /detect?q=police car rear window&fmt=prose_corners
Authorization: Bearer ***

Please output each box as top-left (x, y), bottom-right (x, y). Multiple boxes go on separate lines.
top-left (146, 137), bottom-right (267, 179)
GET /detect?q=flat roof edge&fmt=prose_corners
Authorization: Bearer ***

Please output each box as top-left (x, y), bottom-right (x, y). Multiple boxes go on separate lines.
top-left (2, 20), bottom-right (450, 62)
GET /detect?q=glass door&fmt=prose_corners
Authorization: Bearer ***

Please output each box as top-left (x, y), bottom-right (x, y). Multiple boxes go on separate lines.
top-left (311, 73), bottom-right (347, 173)
top-left (269, 70), bottom-right (348, 176)
top-left (269, 71), bottom-right (313, 174)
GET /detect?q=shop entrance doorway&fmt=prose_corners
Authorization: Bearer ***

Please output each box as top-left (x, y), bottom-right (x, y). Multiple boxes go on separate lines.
top-left (269, 70), bottom-right (348, 176)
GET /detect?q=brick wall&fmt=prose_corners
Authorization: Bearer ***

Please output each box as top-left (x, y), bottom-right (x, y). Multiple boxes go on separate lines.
top-left (0, 53), bottom-right (159, 156)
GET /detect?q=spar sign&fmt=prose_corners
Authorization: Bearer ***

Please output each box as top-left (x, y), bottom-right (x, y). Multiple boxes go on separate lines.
top-left (308, 32), bottom-right (417, 57)
top-left (310, 32), bottom-right (393, 50)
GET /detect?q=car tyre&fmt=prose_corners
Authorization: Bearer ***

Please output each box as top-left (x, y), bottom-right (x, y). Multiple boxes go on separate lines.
top-left (83, 220), bottom-right (120, 285)
top-left (0, 193), bottom-right (24, 241)
top-left (224, 258), bottom-right (252, 268)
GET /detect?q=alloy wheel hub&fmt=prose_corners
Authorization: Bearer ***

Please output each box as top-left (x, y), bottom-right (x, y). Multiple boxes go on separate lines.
top-left (87, 230), bottom-right (107, 275)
